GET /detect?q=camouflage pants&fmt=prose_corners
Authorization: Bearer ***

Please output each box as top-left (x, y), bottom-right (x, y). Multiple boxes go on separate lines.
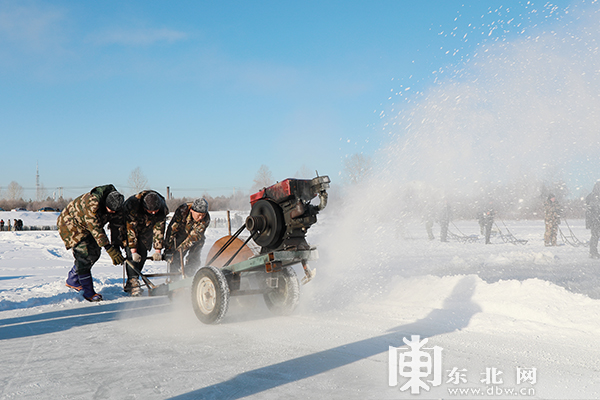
top-left (72, 234), bottom-right (102, 275)
top-left (544, 221), bottom-right (558, 246)
top-left (484, 220), bottom-right (493, 244)
top-left (440, 220), bottom-right (449, 242)
top-left (425, 220), bottom-right (434, 240)
top-left (591, 227), bottom-right (600, 257)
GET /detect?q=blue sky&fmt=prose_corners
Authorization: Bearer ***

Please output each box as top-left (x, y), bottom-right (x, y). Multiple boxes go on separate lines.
top-left (0, 0), bottom-right (577, 199)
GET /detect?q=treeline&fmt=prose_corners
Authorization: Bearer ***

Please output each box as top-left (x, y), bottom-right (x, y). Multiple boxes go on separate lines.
top-left (165, 192), bottom-right (250, 212)
top-left (0, 198), bottom-right (71, 212)
top-left (0, 192), bottom-right (252, 213)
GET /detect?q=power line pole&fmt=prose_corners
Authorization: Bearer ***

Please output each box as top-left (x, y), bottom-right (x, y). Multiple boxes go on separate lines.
top-left (36, 162), bottom-right (40, 201)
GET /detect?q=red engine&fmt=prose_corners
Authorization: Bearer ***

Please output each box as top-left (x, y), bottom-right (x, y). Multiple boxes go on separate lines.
top-left (246, 175), bottom-right (330, 253)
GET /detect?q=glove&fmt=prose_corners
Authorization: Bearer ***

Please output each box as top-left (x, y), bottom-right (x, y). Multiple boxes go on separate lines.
top-left (151, 251), bottom-right (162, 261)
top-left (105, 245), bottom-right (125, 265)
top-left (131, 251), bottom-right (142, 263)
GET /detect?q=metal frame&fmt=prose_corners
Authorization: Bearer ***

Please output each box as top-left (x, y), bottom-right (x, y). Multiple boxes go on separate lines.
top-left (163, 248), bottom-right (318, 295)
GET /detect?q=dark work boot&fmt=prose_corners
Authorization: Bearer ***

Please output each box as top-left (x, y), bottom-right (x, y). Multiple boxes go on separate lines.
top-left (65, 266), bottom-right (82, 291)
top-left (124, 277), bottom-right (142, 296)
top-left (79, 273), bottom-right (102, 302)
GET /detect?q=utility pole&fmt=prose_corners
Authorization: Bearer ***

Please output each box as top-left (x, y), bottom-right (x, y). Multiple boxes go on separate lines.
top-left (36, 162), bottom-right (40, 201)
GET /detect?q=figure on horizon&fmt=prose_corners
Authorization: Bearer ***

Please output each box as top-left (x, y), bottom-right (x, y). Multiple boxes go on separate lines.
top-left (482, 200), bottom-right (495, 244)
top-left (544, 194), bottom-right (561, 246)
top-left (585, 182), bottom-right (600, 258)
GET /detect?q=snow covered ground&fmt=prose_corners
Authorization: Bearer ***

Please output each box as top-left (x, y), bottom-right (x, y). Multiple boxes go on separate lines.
top-left (1, 210), bottom-right (600, 399)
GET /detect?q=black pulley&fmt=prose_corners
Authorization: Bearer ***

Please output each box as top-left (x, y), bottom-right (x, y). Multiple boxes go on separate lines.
top-left (246, 199), bottom-right (285, 249)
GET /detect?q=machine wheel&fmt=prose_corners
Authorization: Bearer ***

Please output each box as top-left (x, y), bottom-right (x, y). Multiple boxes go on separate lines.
top-left (191, 266), bottom-right (230, 324)
top-left (263, 267), bottom-right (300, 316)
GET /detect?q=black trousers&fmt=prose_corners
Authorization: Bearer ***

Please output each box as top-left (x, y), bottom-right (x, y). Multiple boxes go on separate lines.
top-left (124, 229), bottom-right (153, 279)
top-left (73, 234), bottom-right (102, 275)
top-left (168, 241), bottom-right (203, 277)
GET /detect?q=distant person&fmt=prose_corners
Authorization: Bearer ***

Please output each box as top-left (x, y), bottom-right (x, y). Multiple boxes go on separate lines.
top-left (439, 200), bottom-right (451, 243)
top-left (482, 200), bottom-right (495, 244)
top-left (544, 194), bottom-right (561, 246)
top-left (12, 219), bottom-right (17, 231)
top-left (17, 219), bottom-right (23, 230)
top-left (120, 190), bottom-right (168, 296)
top-left (164, 198), bottom-right (211, 279)
top-left (585, 182), bottom-right (600, 258)
top-left (0, 219), bottom-right (4, 231)
top-left (477, 210), bottom-right (485, 235)
top-left (57, 185), bottom-right (125, 302)
top-left (424, 209), bottom-right (435, 241)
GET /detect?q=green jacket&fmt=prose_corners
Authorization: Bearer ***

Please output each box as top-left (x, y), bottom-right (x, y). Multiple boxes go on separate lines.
top-left (122, 190), bottom-right (168, 250)
top-left (57, 185), bottom-right (120, 250)
top-left (165, 202), bottom-right (210, 252)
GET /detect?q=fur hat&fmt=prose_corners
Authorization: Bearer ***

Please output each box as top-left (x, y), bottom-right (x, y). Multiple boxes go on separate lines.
top-left (143, 192), bottom-right (161, 212)
top-left (105, 191), bottom-right (124, 211)
top-left (192, 198), bottom-right (208, 213)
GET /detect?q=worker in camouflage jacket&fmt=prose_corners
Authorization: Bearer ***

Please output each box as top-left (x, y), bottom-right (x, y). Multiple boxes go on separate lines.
top-left (120, 190), bottom-right (168, 295)
top-left (58, 184), bottom-right (125, 302)
top-left (544, 194), bottom-right (561, 246)
top-left (164, 198), bottom-right (211, 279)
top-left (439, 199), bottom-right (451, 243)
top-left (586, 182), bottom-right (600, 258)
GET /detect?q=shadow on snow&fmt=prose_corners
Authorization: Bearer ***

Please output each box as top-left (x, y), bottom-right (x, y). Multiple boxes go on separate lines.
top-left (168, 276), bottom-right (481, 400)
top-left (0, 296), bottom-right (171, 340)
top-left (0, 278), bottom-right (140, 312)
top-left (0, 276), bottom-right (34, 281)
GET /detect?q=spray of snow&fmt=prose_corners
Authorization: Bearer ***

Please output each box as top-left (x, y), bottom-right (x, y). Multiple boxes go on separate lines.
top-left (383, 2), bottom-right (600, 195)
top-left (305, 1), bottom-right (600, 310)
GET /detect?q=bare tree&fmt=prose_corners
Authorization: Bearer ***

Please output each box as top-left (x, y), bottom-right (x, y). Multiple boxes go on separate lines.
top-left (128, 167), bottom-right (148, 194)
top-left (6, 181), bottom-right (24, 200)
top-left (294, 164), bottom-right (313, 179)
top-left (251, 165), bottom-right (274, 192)
top-left (343, 153), bottom-right (372, 185)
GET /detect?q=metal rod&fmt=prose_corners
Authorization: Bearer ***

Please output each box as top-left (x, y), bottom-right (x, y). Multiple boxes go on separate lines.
top-left (124, 259), bottom-right (157, 290)
top-left (179, 247), bottom-right (185, 278)
top-left (144, 272), bottom-right (180, 277)
top-left (205, 224), bottom-right (246, 266)
top-left (222, 231), bottom-right (257, 268)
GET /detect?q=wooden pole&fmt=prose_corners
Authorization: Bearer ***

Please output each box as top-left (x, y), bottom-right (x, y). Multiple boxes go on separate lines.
top-left (227, 210), bottom-right (231, 236)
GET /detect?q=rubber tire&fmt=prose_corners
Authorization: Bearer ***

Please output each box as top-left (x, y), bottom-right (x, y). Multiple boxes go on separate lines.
top-left (263, 267), bottom-right (300, 316)
top-left (191, 266), bottom-right (230, 324)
